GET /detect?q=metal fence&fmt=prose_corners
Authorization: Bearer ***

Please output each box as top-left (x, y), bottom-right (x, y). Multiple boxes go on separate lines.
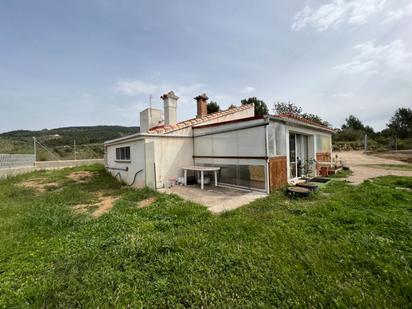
top-left (0, 154), bottom-right (35, 169)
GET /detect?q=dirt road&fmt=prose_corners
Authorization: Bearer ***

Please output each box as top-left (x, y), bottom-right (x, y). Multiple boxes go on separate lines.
top-left (336, 151), bottom-right (412, 184)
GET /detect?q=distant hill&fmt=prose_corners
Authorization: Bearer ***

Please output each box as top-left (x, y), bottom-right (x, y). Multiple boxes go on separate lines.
top-left (0, 125), bottom-right (139, 159)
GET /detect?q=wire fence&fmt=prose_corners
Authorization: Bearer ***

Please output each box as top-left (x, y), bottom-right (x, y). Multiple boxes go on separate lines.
top-left (0, 154), bottom-right (35, 169)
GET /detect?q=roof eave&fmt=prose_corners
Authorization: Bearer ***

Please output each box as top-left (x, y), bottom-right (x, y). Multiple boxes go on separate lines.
top-left (269, 115), bottom-right (335, 134)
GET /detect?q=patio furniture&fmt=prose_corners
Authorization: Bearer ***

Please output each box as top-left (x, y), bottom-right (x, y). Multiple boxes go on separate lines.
top-left (182, 166), bottom-right (220, 190)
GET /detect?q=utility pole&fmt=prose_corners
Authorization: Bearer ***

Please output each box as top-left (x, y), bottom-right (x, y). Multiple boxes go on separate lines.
top-left (74, 140), bottom-right (77, 160)
top-left (33, 137), bottom-right (37, 163)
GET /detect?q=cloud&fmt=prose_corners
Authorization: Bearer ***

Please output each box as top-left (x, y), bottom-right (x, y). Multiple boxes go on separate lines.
top-left (332, 39), bottom-right (412, 74)
top-left (382, 2), bottom-right (412, 23)
top-left (292, 0), bottom-right (387, 31)
top-left (114, 80), bottom-right (206, 99)
top-left (115, 80), bottom-right (158, 95)
top-left (241, 86), bottom-right (256, 93)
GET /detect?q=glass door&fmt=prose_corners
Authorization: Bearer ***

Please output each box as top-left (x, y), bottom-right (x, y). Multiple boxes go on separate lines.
top-left (289, 133), bottom-right (309, 179)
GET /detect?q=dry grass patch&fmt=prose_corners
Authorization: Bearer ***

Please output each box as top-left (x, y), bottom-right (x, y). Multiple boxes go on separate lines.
top-left (18, 179), bottom-right (59, 193)
top-left (66, 171), bottom-right (96, 183)
top-left (73, 192), bottom-right (119, 218)
top-left (137, 196), bottom-right (157, 209)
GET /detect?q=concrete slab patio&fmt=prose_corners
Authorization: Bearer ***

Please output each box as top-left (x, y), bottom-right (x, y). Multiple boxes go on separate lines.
top-left (160, 185), bottom-right (267, 213)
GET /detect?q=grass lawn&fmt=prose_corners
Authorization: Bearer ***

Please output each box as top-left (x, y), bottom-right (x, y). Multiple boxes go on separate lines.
top-left (360, 163), bottom-right (412, 171)
top-left (1, 165), bottom-right (412, 307)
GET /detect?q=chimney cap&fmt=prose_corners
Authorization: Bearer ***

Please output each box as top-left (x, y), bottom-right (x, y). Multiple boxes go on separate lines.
top-left (161, 91), bottom-right (179, 100)
top-left (194, 93), bottom-right (209, 101)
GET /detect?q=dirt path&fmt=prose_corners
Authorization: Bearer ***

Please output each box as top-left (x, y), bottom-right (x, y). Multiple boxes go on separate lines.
top-left (336, 151), bottom-right (412, 184)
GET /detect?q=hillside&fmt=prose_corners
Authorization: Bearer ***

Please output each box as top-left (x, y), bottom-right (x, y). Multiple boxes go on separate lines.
top-left (0, 125), bottom-right (139, 160)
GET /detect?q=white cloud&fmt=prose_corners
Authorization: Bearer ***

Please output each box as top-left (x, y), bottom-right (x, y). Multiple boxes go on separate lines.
top-left (292, 0), bottom-right (387, 31)
top-left (241, 86), bottom-right (256, 93)
top-left (115, 80), bottom-right (158, 95)
top-left (333, 39), bottom-right (412, 74)
top-left (382, 2), bottom-right (412, 23)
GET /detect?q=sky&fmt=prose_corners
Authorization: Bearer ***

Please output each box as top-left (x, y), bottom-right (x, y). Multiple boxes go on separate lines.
top-left (1, 0), bottom-right (411, 133)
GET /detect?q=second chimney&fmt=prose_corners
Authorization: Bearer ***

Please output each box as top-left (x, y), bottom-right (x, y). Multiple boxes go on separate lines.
top-left (195, 93), bottom-right (208, 118)
top-left (161, 91), bottom-right (179, 126)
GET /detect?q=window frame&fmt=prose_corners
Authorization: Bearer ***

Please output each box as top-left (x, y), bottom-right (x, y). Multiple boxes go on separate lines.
top-left (115, 146), bottom-right (131, 162)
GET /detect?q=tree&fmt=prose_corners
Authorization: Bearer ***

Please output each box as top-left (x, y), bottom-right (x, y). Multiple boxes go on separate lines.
top-left (241, 97), bottom-right (268, 116)
top-left (273, 101), bottom-right (302, 115)
top-left (342, 115), bottom-right (365, 131)
top-left (387, 107), bottom-right (412, 139)
top-left (207, 101), bottom-right (220, 114)
top-left (273, 102), bottom-right (329, 126)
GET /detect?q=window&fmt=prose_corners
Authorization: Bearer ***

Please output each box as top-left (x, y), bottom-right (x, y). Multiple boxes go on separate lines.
top-left (316, 135), bottom-right (331, 152)
top-left (115, 146), bottom-right (131, 161)
top-left (204, 164), bottom-right (265, 190)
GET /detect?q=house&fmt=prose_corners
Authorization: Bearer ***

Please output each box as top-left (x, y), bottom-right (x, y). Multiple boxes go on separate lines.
top-left (104, 91), bottom-right (334, 193)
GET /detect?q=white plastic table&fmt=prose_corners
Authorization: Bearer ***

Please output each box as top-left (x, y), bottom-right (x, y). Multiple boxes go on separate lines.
top-left (182, 166), bottom-right (220, 190)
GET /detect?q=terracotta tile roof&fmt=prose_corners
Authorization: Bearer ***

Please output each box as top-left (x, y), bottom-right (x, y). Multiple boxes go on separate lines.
top-left (273, 113), bottom-right (334, 132)
top-left (146, 104), bottom-right (254, 134)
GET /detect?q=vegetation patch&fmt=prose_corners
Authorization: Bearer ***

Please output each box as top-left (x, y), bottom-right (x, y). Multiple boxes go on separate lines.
top-left (66, 171), bottom-right (97, 182)
top-left (1, 165), bottom-right (412, 307)
top-left (17, 178), bottom-right (60, 193)
top-left (360, 163), bottom-right (412, 171)
top-left (328, 169), bottom-right (353, 179)
top-left (137, 196), bottom-right (158, 208)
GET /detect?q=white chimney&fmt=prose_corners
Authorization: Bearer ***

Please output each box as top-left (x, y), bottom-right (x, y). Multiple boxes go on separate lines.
top-left (161, 91), bottom-right (179, 126)
top-left (140, 108), bottom-right (164, 132)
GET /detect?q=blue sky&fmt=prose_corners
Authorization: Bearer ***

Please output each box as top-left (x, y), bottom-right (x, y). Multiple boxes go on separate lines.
top-left (1, 0), bottom-right (411, 133)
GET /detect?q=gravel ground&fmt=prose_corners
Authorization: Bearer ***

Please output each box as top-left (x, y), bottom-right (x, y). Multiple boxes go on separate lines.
top-left (336, 151), bottom-right (412, 184)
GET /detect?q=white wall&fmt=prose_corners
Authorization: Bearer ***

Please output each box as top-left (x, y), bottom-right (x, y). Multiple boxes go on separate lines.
top-left (106, 139), bottom-right (147, 187)
top-left (151, 137), bottom-right (193, 187)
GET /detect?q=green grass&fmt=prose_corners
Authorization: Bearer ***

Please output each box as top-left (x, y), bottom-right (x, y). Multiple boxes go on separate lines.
top-left (360, 163), bottom-right (412, 171)
top-left (1, 165), bottom-right (412, 307)
top-left (328, 169), bottom-right (353, 178)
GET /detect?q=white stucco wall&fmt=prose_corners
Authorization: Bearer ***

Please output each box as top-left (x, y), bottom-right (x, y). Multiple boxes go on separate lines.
top-left (150, 137), bottom-right (193, 187)
top-left (106, 139), bottom-right (147, 187)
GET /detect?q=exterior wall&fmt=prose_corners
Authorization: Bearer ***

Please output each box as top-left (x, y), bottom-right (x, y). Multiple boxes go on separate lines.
top-left (106, 139), bottom-right (147, 187)
top-left (140, 108), bottom-right (164, 133)
top-left (150, 137), bottom-right (193, 188)
top-left (267, 119), bottom-right (332, 182)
